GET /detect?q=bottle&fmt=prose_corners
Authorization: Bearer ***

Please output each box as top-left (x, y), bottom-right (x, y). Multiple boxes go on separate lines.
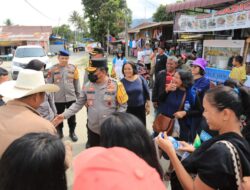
top-left (168, 136), bottom-right (181, 150)
top-left (184, 100), bottom-right (191, 111)
top-left (161, 135), bottom-right (184, 157)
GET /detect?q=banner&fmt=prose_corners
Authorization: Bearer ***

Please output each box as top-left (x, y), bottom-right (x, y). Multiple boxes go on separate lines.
top-left (205, 67), bottom-right (230, 83)
top-left (174, 1), bottom-right (250, 33)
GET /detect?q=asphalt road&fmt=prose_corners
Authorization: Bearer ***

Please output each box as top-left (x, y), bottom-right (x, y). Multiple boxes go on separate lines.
top-left (1, 51), bottom-right (170, 189)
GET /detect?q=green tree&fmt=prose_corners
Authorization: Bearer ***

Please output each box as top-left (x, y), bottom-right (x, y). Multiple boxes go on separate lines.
top-left (52, 24), bottom-right (74, 42)
top-left (153, 4), bottom-right (173, 22)
top-left (4, 18), bottom-right (13, 26)
top-left (82, 0), bottom-right (132, 43)
top-left (69, 11), bottom-right (88, 35)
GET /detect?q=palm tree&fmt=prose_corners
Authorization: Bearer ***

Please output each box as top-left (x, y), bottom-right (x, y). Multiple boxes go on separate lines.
top-left (69, 11), bottom-right (88, 41)
top-left (69, 11), bottom-right (81, 27)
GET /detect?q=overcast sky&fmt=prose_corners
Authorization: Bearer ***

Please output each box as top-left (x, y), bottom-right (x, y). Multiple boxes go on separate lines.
top-left (0, 0), bottom-right (177, 28)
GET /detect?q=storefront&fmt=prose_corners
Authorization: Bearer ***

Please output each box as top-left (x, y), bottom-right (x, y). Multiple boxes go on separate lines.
top-left (171, 0), bottom-right (250, 86)
top-left (177, 34), bottom-right (204, 57)
top-left (0, 26), bottom-right (51, 55)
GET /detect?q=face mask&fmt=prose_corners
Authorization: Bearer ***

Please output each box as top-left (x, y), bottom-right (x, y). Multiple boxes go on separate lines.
top-left (88, 73), bottom-right (98, 83)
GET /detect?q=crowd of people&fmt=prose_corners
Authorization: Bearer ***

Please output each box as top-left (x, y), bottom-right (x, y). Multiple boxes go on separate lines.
top-left (0, 45), bottom-right (250, 190)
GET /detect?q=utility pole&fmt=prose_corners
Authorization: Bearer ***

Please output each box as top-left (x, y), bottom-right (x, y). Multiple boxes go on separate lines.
top-left (107, 21), bottom-right (110, 56)
top-left (124, 0), bottom-right (128, 58)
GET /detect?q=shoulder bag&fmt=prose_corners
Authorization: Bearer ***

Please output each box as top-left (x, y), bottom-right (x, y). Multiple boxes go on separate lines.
top-left (152, 91), bottom-right (186, 135)
top-left (217, 140), bottom-right (243, 190)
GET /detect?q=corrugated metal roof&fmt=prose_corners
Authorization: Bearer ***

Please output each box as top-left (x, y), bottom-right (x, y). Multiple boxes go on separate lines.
top-left (0, 25), bottom-right (52, 41)
top-left (128, 21), bottom-right (173, 34)
top-left (166, 0), bottom-right (236, 12)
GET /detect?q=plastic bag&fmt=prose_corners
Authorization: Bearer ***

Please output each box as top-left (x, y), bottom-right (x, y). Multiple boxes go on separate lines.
top-left (116, 81), bottom-right (128, 105)
top-left (172, 118), bottom-right (180, 138)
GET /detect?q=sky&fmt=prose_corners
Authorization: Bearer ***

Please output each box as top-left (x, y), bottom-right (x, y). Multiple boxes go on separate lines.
top-left (0, 0), bottom-right (177, 28)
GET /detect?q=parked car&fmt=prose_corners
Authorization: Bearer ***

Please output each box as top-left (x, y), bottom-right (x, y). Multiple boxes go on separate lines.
top-left (11, 45), bottom-right (50, 79)
top-left (77, 43), bottom-right (85, 51)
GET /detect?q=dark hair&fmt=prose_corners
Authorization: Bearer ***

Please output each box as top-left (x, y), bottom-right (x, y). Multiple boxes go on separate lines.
top-left (153, 47), bottom-right (158, 51)
top-left (234, 55), bottom-right (243, 65)
top-left (100, 112), bottom-right (163, 178)
top-left (222, 80), bottom-right (249, 143)
top-left (205, 86), bottom-right (250, 123)
top-left (25, 59), bottom-right (45, 71)
top-left (0, 133), bottom-right (67, 190)
top-left (224, 78), bottom-right (242, 89)
top-left (176, 69), bottom-right (193, 89)
top-left (122, 61), bottom-right (138, 75)
top-left (187, 54), bottom-right (196, 61)
top-left (116, 51), bottom-right (124, 59)
top-left (0, 67), bottom-right (8, 76)
top-left (198, 67), bottom-right (205, 76)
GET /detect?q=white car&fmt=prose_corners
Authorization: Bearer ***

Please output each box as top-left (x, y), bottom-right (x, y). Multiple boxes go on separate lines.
top-left (11, 45), bottom-right (50, 79)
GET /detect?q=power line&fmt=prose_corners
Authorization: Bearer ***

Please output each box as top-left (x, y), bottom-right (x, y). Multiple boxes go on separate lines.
top-left (24, 0), bottom-right (58, 21)
top-left (143, 0), bottom-right (159, 8)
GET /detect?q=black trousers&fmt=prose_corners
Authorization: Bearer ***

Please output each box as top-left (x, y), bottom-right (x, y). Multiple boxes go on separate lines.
top-left (86, 124), bottom-right (100, 148)
top-left (127, 105), bottom-right (146, 126)
top-left (55, 101), bottom-right (76, 132)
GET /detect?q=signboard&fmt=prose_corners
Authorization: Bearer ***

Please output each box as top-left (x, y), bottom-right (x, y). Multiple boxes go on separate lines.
top-left (174, 1), bottom-right (250, 33)
top-left (205, 67), bottom-right (230, 83)
top-left (205, 67), bottom-right (250, 87)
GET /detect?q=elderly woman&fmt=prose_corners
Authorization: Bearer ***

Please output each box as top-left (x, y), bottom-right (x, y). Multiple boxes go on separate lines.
top-left (157, 86), bottom-right (250, 190)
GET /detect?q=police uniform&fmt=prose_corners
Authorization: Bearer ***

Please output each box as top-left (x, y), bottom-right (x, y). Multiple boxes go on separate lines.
top-left (48, 50), bottom-right (80, 141)
top-left (83, 47), bottom-right (105, 84)
top-left (63, 58), bottom-right (127, 147)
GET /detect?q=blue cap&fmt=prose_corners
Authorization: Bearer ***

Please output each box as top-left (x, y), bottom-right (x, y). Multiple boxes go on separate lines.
top-left (59, 50), bottom-right (70, 56)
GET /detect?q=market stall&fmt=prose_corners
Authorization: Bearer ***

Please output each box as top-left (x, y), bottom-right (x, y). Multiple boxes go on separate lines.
top-left (172, 0), bottom-right (250, 86)
top-left (203, 40), bottom-right (245, 83)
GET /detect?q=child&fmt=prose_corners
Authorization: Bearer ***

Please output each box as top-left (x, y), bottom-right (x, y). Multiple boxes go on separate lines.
top-left (229, 55), bottom-right (246, 85)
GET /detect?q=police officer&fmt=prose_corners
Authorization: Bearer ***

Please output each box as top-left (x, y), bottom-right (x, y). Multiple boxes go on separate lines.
top-left (48, 50), bottom-right (80, 142)
top-left (84, 47), bottom-right (105, 84)
top-left (53, 58), bottom-right (127, 147)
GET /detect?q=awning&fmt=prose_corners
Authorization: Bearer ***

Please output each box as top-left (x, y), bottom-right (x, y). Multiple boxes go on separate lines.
top-left (166, 0), bottom-right (235, 12)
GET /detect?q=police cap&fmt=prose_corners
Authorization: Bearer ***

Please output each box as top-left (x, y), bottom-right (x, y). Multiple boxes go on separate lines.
top-left (86, 58), bottom-right (107, 72)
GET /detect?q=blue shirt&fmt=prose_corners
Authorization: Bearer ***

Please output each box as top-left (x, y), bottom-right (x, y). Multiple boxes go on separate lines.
top-left (158, 89), bottom-right (185, 117)
top-left (193, 76), bottom-right (210, 102)
top-left (121, 76), bottom-right (149, 107)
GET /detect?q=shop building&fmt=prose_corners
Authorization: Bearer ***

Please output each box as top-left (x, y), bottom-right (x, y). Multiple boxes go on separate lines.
top-left (167, 0), bottom-right (250, 85)
top-left (128, 21), bottom-right (173, 56)
top-left (0, 25), bottom-right (52, 56)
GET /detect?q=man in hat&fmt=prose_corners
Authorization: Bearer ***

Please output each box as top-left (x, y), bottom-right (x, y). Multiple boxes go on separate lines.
top-left (0, 69), bottom-right (59, 156)
top-left (53, 58), bottom-right (127, 147)
top-left (47, 50), bottom-right (80, 142)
